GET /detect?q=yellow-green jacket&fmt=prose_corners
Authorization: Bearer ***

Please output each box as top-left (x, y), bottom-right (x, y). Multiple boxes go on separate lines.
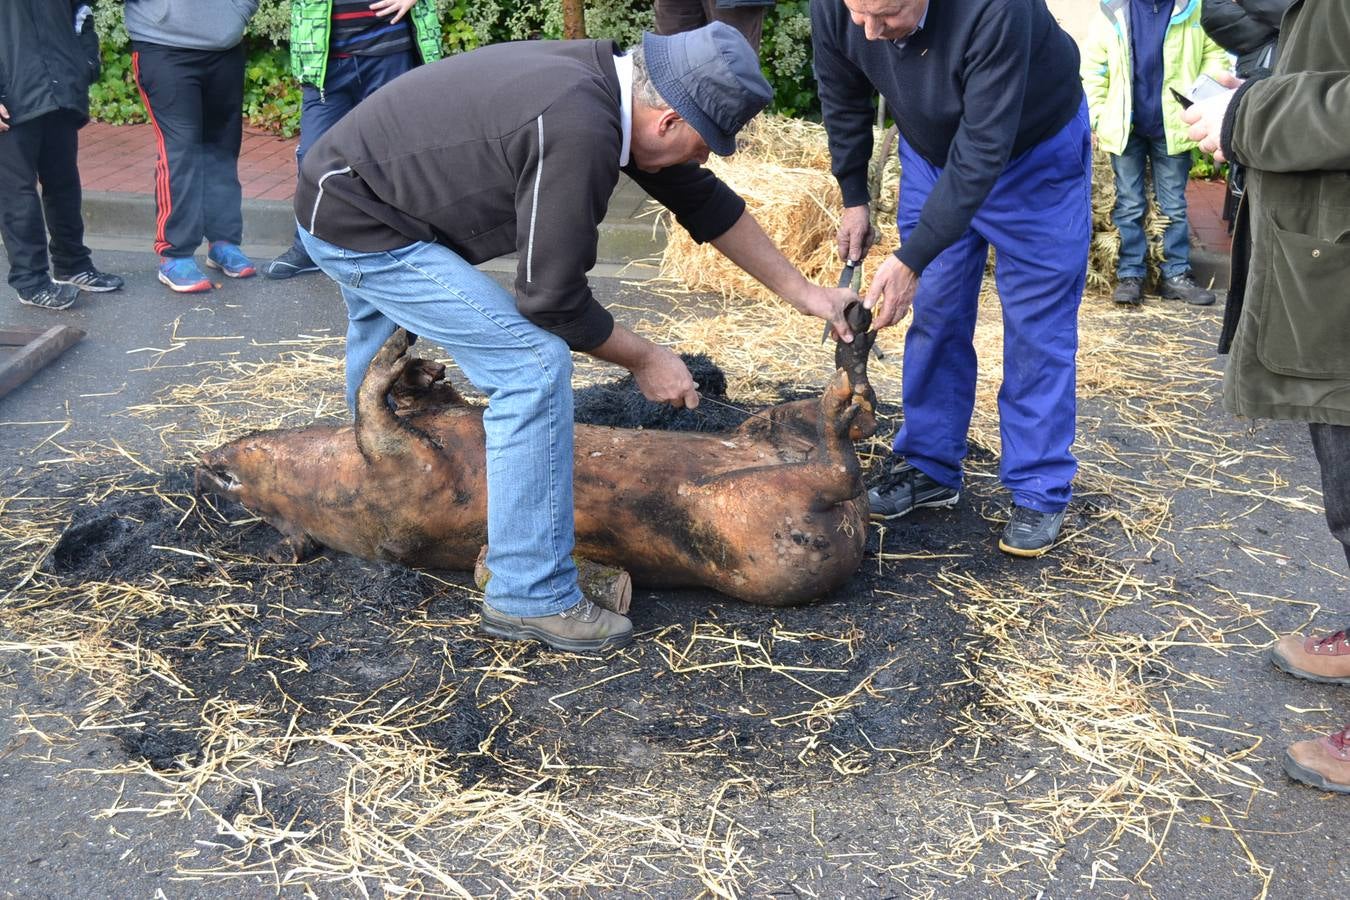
top-left (290, 0), bottom-right (442, 89)
top-left (1081, 0), bottom-right (1229, 155)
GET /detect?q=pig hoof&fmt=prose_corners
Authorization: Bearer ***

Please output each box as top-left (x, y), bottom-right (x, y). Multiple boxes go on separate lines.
top-left (391, 357), bottom-right (464, 412)
top-left (264, 533), bottom-right (318, 564)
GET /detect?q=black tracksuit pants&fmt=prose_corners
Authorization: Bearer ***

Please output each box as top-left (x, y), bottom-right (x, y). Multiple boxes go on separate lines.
top-left (0, 110), bottom-right (93, 294)
top-left (1310, 423), bottom-right (1350, 572)
top-left (131, 41), bottom-right (245, 258)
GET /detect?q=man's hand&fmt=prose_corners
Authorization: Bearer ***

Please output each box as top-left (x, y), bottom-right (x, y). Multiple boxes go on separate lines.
top-left (1182, 73), bottom-right (1241, 163)
top-left (804, 283), bottom-right (857, 344)
top-left (863, 252), bottom-right (918, 330)
top-left (837, 203), bottom-right (875, 263)
top-left (0, 104), bottom-right (10, 134)
top-left (632, 344), bottom-right (700, 409)
top-left (587, 323), bottom-right (698, 408)
top-left (369, 0), bottom-right (418, 23)
top-left (815, 283), bottom-right (858, 348)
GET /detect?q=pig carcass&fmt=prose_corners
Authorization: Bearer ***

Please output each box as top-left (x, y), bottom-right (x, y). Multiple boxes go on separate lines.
top-left (195, 310), bottom-right (878, 606)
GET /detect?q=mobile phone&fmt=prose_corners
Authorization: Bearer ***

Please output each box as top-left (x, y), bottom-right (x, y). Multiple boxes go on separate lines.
top-left (1189, 73), bottom-right (1228, 102)
top-left (1169, 87), bottom-right (1194, 109)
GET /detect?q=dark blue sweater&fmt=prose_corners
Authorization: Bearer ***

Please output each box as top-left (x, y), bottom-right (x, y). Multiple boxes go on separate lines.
top-left (1129, 0), bottom-right (1171, 138)
top-left (811, 0), bottom-right (1084, 274)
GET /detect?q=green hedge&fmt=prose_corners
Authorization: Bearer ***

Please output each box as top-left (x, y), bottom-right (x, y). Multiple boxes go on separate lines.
top-left (89, 0), bottom-right (819, 136)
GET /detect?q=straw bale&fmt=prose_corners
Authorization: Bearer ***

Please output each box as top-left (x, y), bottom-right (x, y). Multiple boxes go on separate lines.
top-left (657, 115), bottom-right (899, 304)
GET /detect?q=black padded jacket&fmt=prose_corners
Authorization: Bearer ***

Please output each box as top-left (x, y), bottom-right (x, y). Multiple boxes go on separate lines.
top-left (0, 0), bottom-right (101, 127)
top-left (1201, 0), bottom-right (1295, 77)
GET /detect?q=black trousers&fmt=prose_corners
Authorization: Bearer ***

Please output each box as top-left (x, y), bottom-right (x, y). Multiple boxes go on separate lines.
top-left (131, 41), bottom-right (245, 258)
top-left (653, 0), bottom-right (767, 51)
top-left (1310, 422), bottom-right (1350, 572)
top-left (0, 110), bottom-right (93, 294)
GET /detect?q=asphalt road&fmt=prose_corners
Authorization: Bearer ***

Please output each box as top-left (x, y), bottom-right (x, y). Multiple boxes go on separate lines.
top-left (2, 247), bottom-right (1346, 898)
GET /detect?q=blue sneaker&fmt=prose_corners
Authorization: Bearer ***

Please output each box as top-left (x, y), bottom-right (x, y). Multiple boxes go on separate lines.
top-left (157, 257), bottom-right (213, 294)
top-left (998, 506), bottom-right (1067, 558)
top-left (206, 242), bottom-right (257, 279)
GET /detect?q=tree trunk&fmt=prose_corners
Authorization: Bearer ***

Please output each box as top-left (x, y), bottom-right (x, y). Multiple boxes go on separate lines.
top-left (562, 0), bottom-right (587, 39)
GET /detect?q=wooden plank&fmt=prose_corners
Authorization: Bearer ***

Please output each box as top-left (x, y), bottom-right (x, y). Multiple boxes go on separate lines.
top-left (0, 327), bottom-right (52, 346)
top-left (0, 325), bottom-right (86, 399)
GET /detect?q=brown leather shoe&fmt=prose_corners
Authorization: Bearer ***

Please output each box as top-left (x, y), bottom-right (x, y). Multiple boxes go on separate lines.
top-left (1284, 723), bottom-right (1350, 794)
top-left (1270, 629), bottom-right (1350, 684)
top-left (479, 597), bottom-right (633, 652)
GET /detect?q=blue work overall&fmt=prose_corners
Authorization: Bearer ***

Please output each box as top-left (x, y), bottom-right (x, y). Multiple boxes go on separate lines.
top-left (892, 100), bottom-right (1091, 513)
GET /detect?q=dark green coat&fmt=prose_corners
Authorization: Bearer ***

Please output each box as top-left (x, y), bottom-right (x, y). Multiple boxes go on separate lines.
top-left (1221, 0), bottom-right (1350, 426)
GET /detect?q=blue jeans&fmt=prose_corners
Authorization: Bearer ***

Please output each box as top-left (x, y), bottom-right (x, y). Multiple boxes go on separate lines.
top-left (1110, 132), bottom-right (1194, 280)
top-left (290, 52), bottom-right (415, 253)
top-left (297, 227), bottom-right (584, 619)
top-left (893, 99), bottom-right (1091, 514)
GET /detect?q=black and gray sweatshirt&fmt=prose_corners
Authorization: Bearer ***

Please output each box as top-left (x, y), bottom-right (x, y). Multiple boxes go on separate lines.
top-left (810, 0), bottom-right (1084, 275)
top-left (296, 39), bottom-right (745, 351)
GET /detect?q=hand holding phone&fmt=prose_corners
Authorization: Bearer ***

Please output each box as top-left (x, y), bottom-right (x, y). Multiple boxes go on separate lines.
top-left (1190, 74), bottom-right (1231, 101)
top-left (1171, 72), bottom-right (1237, 112)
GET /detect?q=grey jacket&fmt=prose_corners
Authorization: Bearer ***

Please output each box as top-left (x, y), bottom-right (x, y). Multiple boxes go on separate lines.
top-left (1220, 0), bottom-right (1350, 425)
top-left (124, 0), bottom-right (259, 51)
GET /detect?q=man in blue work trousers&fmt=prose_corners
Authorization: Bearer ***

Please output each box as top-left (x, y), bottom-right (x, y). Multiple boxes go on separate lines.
top-left (811, 0), bottom-right (1091, 557)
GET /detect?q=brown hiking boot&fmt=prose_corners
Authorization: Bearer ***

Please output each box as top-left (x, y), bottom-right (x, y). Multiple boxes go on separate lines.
top-left (479, 597), bottom-right (633, 652)
top-left (1284, 723), bottom-right (1350, 794)
top-left (1270, 629), bottom-right (1350, 685)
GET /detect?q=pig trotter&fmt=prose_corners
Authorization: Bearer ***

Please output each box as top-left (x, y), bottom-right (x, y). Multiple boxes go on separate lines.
top-left (264, 532), bottom-right (319, 564)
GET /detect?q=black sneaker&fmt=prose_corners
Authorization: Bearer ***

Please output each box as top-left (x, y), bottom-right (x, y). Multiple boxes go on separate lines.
top-left (264, 246), bottom-right (320, 280)
top-left (867, 457), bottom-right (960, 521)
top-left (16, 281), bottom-right (79, 310)
top-left (998, 506), bottom-right (1067, 557)
top-left (1112, 276), bottom-right (1144, 305)
top-left (1159, 272), bottom-right (1216, 306)
top-left (53, 267), bottom-right (124, 292)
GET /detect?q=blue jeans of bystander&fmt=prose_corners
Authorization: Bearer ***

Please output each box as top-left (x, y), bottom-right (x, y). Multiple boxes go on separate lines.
top-left (1111, 131), bottom-right (1194, 280)
top-left (297, 226), bottom-right (585, 619)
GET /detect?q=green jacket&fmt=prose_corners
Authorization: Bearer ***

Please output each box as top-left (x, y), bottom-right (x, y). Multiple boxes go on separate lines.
top-left (1221, 0), bottom-right (1350, 426)
top-left (1081, 0), bottom-right (1229, 155)
top-left (290, 0), bottom-right (442, 89)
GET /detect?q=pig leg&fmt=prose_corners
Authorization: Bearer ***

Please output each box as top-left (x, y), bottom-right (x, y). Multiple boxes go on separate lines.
top-left (353, 329), bottom-right (460, 485)
top-left (833, 301), bottom-right (878, 442)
